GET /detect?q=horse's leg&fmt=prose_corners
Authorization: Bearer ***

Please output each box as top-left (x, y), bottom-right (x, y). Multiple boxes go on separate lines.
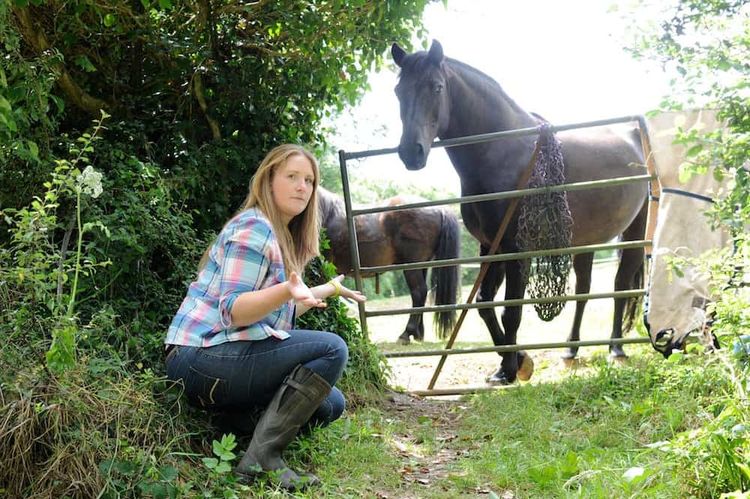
top-left (476, 256), bottom-right (518, 385)
top-left (562, 252), bottom-right (594, 362)
top-left (611, 202), bottom-right (648, 359)
top-left (414, 269), bottom-right (427, 341)
top-left (490, 258), bottom-right (533, 383)
top-left (397, 269), bottom-right (428, 344)
top-left (477, 261), bottom-right (505, 341)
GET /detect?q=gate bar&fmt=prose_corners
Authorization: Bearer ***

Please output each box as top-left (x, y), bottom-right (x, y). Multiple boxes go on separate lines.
top-left (342, 114), bottom-right (644, 160)
top-left (338, 149), bottom-right (368, 335)
top-left (367, 289), bottom-right (646, 318)
top-left (406, 337), bottom-right (652, 397)
top-left (361, 239), bottom-right (650, 275)
top-left (353, 173), bottom-right (654, 216)
top-left (385, 336), bottom-right (651, 358)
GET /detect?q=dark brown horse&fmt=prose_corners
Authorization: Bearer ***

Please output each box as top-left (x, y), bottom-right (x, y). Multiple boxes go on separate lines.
top-left (317, 186), bottom-right (460, 344)
top-left (391, 40), bottom-right (648, 384)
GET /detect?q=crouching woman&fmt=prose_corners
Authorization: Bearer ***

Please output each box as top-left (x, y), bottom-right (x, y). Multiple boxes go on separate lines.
top-left (164, 144), bottom-right (365, 490)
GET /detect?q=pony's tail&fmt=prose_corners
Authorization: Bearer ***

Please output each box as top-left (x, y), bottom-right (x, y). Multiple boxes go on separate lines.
top-left (431, 210), bottom-right (461, 339)
top-left (623, 259), bottom-right (644, 333)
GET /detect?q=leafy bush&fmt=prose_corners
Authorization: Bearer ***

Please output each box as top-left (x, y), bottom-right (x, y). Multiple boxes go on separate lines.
top-left (300, 254), bottom-right (390, 404)
top-left (0, 1), bottom-right (436, 496)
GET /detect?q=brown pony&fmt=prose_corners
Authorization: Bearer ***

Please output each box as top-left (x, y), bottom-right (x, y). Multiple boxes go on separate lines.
top-left (317, 187), bottom-right (460, 344)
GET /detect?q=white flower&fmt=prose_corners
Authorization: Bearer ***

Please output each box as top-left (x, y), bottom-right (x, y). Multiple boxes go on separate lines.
top-left (77, 165), bottom-right (103, 198)
top-left (622, 466), bottom-right (644, 483)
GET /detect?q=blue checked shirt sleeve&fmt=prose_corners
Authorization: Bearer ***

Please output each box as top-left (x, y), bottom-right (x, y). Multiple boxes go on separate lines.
top-left (218, 220), bottom-right (272, 328)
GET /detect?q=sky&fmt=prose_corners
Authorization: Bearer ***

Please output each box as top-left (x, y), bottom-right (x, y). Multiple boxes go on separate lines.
top-left (328, 0), bottom-right (674, 197)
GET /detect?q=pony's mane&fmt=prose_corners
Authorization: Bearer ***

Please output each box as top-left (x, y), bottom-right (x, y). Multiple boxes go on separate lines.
top-left (317, 187), bottom-right (345, 226)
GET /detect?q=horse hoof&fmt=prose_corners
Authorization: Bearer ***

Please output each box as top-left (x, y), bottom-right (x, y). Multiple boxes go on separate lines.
top-left (561, 357), bottom-right (579, 369)
top-left (397, 336), bottom-right (411, 345)
top-left (485, 371), bottom-right (513, 385)
top-left (610, 346), bottom-right (627, 358)
top-left (562, 349), bottom-right (579, 360)
top-left (517, 352), bottom-right (534, 381)
top-left (609, 353), bottom-right (628, 365)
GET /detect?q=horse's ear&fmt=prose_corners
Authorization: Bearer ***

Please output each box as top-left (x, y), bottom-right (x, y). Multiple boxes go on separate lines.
top-left (427, 40), bottom-right (444, 65)
top-left (391, 43), bottom-right (406, 67)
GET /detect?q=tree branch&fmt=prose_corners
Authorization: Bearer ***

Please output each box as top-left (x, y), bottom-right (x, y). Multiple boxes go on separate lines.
top-left (192, 72), bottom-right (221, 141)
top-left (215, 0), bottom-right (269, 16)
top-left (12, 5), bottom-right (110, 116)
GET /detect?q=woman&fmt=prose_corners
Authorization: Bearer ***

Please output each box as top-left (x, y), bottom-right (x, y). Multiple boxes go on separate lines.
top-left (165, 144), bottom-right (366, 490)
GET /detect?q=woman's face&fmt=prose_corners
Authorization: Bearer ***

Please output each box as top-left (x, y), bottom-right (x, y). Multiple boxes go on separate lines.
top-left (271, 154), bottom-right (315, 224)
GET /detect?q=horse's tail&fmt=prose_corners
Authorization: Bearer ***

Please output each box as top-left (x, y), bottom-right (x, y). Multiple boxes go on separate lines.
top-left (431, 209), bottom-right (461, 339)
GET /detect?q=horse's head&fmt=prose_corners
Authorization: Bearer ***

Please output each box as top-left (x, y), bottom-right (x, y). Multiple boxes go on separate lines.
top-left (391, 40), bottom-right (450, 171)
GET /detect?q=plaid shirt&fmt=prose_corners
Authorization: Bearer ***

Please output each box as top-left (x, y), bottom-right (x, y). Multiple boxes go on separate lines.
top-left (166, 208), bottom-right (293, 347)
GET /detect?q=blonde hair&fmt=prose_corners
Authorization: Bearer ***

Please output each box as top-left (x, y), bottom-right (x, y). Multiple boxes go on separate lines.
top-left (200, 144), bottom-right (321, 275)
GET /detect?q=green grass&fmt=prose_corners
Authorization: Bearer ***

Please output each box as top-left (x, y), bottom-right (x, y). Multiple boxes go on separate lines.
top-left (3, 233), bottom-right (746, 499)
top-left (3, 337), bottom-right (743, 498)
top-left (4, 254), bottom-right (745, 498)
top-left (287, 345), bottom-right (737, 498)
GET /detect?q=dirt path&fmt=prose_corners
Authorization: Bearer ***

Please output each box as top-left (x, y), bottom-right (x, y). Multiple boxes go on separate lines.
top-left (370, 351), bottom-right (604, 498)
top-left (375, 390), bottom-right (521, 498)
top-left (382, 392), bottom-right (462, 485)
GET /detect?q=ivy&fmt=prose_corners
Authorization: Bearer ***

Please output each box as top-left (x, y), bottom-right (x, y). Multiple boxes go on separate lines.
top-left (1, 0), bottom-right (430, 377)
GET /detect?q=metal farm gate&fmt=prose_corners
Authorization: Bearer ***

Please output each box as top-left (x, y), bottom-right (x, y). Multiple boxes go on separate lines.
top-left (336, 115), bottom-right (659, 396)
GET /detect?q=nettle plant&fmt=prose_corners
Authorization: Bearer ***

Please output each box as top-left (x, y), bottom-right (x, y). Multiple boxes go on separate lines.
top-left (1, 111), bottom-right (110, 373)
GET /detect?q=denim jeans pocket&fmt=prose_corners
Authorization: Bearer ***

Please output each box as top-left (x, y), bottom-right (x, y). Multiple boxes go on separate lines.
top-left (185, 365), bottom-right (229, 409)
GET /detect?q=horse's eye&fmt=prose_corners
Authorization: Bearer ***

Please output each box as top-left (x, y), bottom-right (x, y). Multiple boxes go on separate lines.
top-left (433, 83), bottom-right (444, 94)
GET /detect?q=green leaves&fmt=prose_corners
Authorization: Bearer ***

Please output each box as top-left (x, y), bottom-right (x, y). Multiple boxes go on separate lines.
top-left (213, 433), bottom-right (238, 462)
top-left (0, 94), bottom-right (16, 134)
top-left (0, 94), bottom-right (11, 113)
top-left (46, 323), bottom-right (77, 373)
top-left (103, 14), bottom-right (117, 28)
top-left (100, 456), bottom-right (180, 498)
top-left (529, 451), bottom-right (579, 487)
top-left (203, 434), bottom-right (238, 475)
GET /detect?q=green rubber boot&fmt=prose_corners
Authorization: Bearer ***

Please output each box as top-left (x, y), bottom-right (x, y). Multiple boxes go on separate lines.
top-left (234, 365), bottom-right (331, 490)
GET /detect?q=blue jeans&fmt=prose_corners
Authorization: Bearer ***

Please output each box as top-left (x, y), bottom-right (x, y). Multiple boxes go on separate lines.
top-left (166, 330), bottom-right (348, 427)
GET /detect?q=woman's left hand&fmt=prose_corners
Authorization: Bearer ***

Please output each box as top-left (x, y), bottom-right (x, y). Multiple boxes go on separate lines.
top-left (287, 272), bottom-right (326, 309)
top-left (329, 274), bottom-right (367, 303)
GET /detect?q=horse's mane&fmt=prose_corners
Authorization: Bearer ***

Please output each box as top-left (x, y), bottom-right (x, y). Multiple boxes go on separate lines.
top-left (446, 57), bottom-right (504, 93)
top-left (398, 50), bottom-right (527, 118)
top-left (398, 50), bottom-right (503, 94)
top-left (445, 57), bottom-right (531, 116)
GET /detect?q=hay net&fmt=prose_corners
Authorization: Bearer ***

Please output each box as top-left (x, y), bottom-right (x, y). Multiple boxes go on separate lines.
top-left (516, 123), bottom-right (573, 321)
